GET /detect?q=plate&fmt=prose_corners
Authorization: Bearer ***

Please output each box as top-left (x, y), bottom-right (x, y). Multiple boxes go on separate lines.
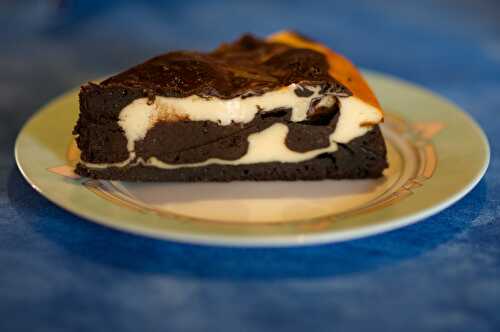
top-left (15, 71), bottom-right (490, 246)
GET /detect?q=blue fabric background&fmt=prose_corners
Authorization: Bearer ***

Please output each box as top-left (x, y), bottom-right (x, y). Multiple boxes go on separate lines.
top-left (1, 1), bottom-right (499, 331)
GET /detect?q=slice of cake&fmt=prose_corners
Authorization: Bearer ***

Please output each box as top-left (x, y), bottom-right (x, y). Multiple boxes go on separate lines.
top-left (73, 31), bottom-right (388, 181)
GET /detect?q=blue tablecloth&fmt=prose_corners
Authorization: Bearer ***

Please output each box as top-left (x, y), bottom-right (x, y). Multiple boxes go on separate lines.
top-left (1, 1), bottom-right (499, 331)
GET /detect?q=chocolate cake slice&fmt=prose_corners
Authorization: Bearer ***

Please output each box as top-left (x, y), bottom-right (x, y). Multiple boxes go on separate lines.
top-left (74, 31), bottom-right (388, 181)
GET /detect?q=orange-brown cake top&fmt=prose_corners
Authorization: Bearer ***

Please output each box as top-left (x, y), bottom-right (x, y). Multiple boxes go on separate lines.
top-left (100, 32), bottom-right (379, 114)
top-left (268, 31), bottom-right (381, 111)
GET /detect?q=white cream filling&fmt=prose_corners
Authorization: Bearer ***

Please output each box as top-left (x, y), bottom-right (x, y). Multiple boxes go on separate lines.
top-left (118, 84), bottom-right (330, 151)
top-left (82, 84), bottom-right (382, 169)
top-left (332, 96), bottom-right (380, 143)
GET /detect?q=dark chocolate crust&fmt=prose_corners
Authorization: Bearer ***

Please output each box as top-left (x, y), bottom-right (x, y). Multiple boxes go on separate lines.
top-left (75, 126), bottom-right (388, 182)
top-left (100, 34), bottom-right (351, 100)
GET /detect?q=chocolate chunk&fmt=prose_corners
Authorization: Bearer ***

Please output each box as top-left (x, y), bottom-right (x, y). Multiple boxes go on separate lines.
top-left (135, 108), bottom-right (293, 164)
top-left (294, 85), bottom-right (314, 97)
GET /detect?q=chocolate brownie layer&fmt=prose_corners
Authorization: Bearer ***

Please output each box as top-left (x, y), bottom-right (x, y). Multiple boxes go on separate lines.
top-left (74, 84), bottom-right (141, 163)
top-left (75, 126), bottom-right (387, 182)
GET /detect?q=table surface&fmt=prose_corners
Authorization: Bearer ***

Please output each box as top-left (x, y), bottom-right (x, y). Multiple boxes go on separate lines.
top-left (1, 1), bottom-right (499, 331)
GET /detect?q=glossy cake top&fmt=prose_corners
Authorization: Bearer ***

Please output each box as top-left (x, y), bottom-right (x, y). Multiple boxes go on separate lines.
top-left (101, 33), bottom-right (353, 100)
top-left (268, 31), bottom-right (381, 109)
